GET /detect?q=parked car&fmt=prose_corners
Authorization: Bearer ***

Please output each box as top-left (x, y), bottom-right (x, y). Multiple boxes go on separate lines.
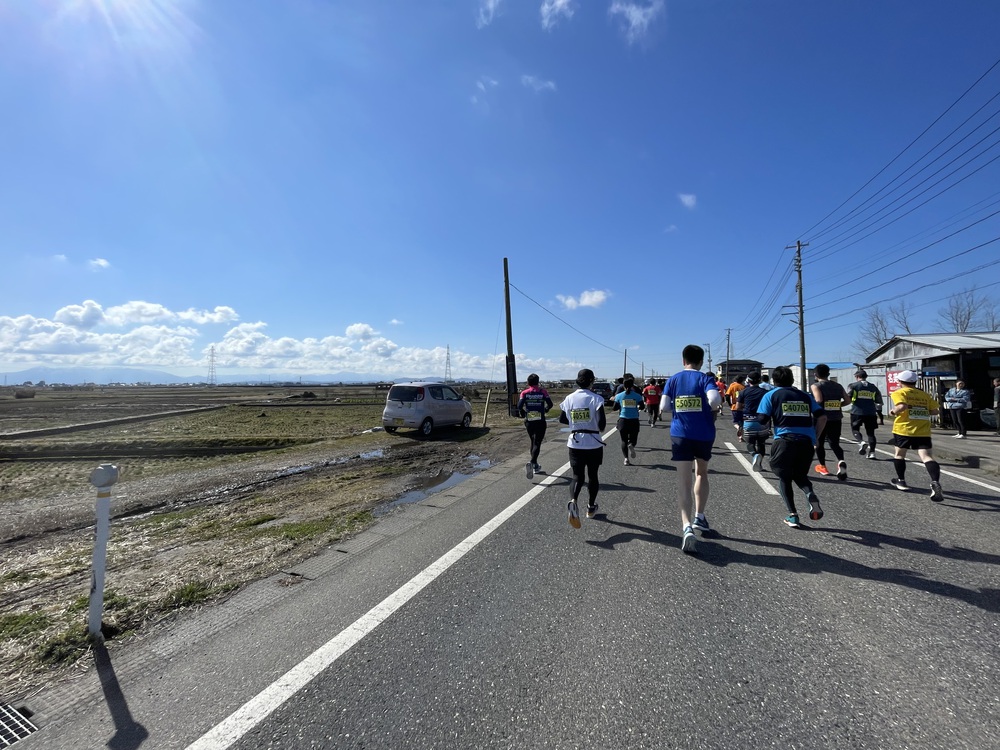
top-left (382, 382), bottom-right (473, 437)
top-left (591, 381), bottom-right (614, 400)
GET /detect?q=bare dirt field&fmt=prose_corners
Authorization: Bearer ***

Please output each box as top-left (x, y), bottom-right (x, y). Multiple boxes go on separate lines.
top-left (0, 385), bottom-right (538, 703)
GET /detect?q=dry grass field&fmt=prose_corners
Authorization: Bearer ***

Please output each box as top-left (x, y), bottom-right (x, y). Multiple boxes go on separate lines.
top-left (0, 383), bottom-right (543, 702)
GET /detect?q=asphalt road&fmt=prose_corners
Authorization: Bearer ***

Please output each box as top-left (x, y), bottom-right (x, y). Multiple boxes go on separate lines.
top-left (20, 419), bottom-right (1000, 750)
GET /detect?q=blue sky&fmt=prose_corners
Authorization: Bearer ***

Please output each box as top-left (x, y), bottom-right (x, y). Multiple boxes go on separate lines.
top-left (2, 0), bottom-right (1000, 382)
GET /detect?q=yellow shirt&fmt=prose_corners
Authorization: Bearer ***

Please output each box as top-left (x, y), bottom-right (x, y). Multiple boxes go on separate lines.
top-left (890, 386), bottom-right (936, 437)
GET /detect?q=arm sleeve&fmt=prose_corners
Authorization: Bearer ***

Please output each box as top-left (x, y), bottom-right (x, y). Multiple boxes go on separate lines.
top-left (597, 406), bottom-right (607, 431)
top-left (707, 387), bottom-right (723, 409)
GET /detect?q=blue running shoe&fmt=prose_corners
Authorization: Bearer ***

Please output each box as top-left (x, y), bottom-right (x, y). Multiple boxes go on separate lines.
top-left (681, 525), bottom-right (697, 553)
top-left (784, 514), bottom-right (801, 528)
top-left (691, 515), bottom-right (710, 534)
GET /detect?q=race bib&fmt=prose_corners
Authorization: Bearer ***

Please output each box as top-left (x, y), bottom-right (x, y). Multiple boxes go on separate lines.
top-left (525, 410), bottom-right (543, 421)
top-left (675, 395), bottom-right (702, 412)
top-left (622, 399), bottom-right (638, 409)
top-left (824, 400), bottom-right (842, 410)
top-left (856, 391), bottom-right (873, 399)
top-left (781, 402), bottom-right (810, 415)
top-left (909, 406), bottom-right (930, 421)
top-left (570, 408), bottom-right (592, 423)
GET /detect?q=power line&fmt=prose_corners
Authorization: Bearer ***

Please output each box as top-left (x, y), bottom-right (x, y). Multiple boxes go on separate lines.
top-left (508, 282), bottom-right (622, 354)
top-left (799, 54), bottom-right (1000, 242)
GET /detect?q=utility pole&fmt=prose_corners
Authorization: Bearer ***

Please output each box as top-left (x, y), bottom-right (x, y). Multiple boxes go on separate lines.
top-left (785, 240), bottom-right (809, 388)
top-left (704, 342), bottom-right (713, 373)
top-left (503, 258), bottom-right (519, 416)
top-left (724, 328), bottom-right (732, 383)
top-left (623, 349), bottom-right (628, 379)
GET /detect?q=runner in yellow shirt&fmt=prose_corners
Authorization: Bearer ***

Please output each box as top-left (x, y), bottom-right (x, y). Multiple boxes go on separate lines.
top-left (888, 370), bottom-right (943, 501)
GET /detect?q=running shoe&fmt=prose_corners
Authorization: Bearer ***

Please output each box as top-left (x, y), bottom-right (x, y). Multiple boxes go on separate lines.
top-left (623, 458), bottom-right (631, 466)
top-left (836, 461), bottom-right (848, 481)
top-left (681, 525), bottom-right (697, 553)
top-left (891, 477), bottom-right (909, 491)
top-left (567, 500), bottom-right (581, 528)
top-left (525, 462), bottom-right (534, 480)
top-left (955, 434), bottom-right (966, 439)
top-left (930, 481), bottom-right (944, 502)
top-left (751, 454), bottom-right (762, 472)
top-left (629, 445), bottom-right (636, 460)
top-left (815, 464), bottom-right (830, 476)
top-left (586, 503), bottom-right (599, 519)
top-left (807, 494), bottom-right (823, 521)
top-left (867, 451), bottom-right (877, 460)
top-left (691, 515), bottom-right (711, 534)
top-left (858, 443), bottom-right (868, 455)
top-left (784, 514), bottom-right (801, 528)
top-left (533, 463), bottom-right (543, 473)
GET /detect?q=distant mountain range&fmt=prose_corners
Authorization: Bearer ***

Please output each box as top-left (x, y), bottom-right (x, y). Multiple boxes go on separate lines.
top-left (0, 366), bottom-right (463, 386)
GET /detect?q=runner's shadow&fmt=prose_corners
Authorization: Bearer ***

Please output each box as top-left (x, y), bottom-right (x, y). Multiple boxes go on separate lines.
top-left (705, 534), bottom-right (1000, 613)
top-left (94, 642), bottom-right (149, 750)
top-left (815, 526), bottom-right (1000, 565)
top-left (585, 518), bottom-right (679, 550)
top-left (937, 489), bottom-right (1000, 512)
top-left (595, 483), bottom-right (657, 494)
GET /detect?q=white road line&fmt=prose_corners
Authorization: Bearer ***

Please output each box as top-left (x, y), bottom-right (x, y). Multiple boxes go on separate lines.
top-left (724, 442), bottom-right (779, 495)
top-left (865, 443), bottom-right (1000, 493)
top-left (188, 457), bottom-right (574, 749)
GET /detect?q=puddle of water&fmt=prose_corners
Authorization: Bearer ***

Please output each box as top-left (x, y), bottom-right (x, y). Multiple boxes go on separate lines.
top-left (360, 449), bottom-right (385, 460)
top-left (375, 471), bottom-right (471, 515)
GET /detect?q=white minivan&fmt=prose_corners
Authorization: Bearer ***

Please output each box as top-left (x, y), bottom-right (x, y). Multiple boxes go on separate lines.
top-left (382, 382), bottom-right (473, 437)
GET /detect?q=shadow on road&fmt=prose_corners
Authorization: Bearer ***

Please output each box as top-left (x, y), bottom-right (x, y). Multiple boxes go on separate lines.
top-left (94, 642), bottom-right (149, 750)
top-left (706, 533), bottom-right (1000, 613)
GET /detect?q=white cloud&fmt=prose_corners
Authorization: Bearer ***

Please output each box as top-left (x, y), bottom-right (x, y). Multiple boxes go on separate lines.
top-left (345, 322), bottom-right (378, 340)
top-left (389, 319), bottom-right (403, 325)
top-left (678, 193), bottom-right (697, 209)
top-left (541, 0), bottom-right (575, 29)
top-left (177, 306), bottom-right (239, 325)
top-left (521, 75), bottom-right (557, 92)
top-left (88, 257), bottom-right (111, 271)
top-left (54, 300), bottom-right (105, 329)
top-left (664, 224), bottom-right (678, 233)
top-left (608, 0), bottom-right (664, 44)
top-left (556, 290), bottom-right (610, 310)
top-left (53, 254), bottom-right (68, 263)
top-left (476, 0), bottom-right (503, 28)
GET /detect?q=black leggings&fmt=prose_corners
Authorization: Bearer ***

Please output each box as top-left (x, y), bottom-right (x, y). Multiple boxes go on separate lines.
top-left (815, 420), bottom-right (845, 465)
top-left (524, 420), bottom-right (547, 464)
top-left (568, 447), bottom-right (603, 504)
top-left (851, 414), bottom-right (878, 451)
top-left (769, 437), bottom-right (816, 515)
top-left (617, 418), bottom-right (640, 457)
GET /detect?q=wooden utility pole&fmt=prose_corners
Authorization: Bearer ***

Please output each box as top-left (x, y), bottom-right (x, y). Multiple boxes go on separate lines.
top-left (503, 258), bottom-right (519, 416)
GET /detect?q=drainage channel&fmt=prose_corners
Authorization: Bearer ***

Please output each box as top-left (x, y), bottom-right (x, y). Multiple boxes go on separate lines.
top-left (0, 703), bottom-right (37, 747)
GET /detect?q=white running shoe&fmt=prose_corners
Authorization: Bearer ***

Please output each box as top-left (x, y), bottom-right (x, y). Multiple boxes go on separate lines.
top-left (624, 458), bottom-right (630, 466)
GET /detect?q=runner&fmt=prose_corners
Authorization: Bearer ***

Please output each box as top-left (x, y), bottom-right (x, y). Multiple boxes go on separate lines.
top-left (994, 377), bottom-right (1000, 436)
top-left (738, 370), bottom-right (770, 472)
top-left (558, 368), bottom-right (607, 527)
top-left (612, 376), bottom-right (644, 465)
top-left (755, 365), bottom-right (826, 529)
top-left (888, 370), bottom-right (944, 501)
top-left (725, 376), bottom-right (746, 441)
top-left (944, 380), bottom-right (972, 439)
top-left (759, 373), bottom-right (774, 391)
top-left (847, 370), bottom-right (882, 460)
top-left (642, 377), bottom-right (662, 427)
top-left (662, 344), bottom-right (722, 553)
top-left (516, 373), bottom-right (553, 480)
top-left (810, 363), bottom-right (850, 480)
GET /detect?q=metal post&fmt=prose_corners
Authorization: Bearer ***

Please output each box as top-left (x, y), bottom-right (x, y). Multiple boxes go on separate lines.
top-left (88, 463), bottom-right (120, 641)
top-left (503, 258), bottom-right (519, 417)
top-left (786, 240), bottom-right (809, 388)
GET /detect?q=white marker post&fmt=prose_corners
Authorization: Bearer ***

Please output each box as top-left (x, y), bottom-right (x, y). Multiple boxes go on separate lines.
top-left (87, 463), bottom-right (120, 641)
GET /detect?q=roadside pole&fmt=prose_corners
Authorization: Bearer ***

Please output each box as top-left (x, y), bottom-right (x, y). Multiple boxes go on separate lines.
top-left (88, 463), bottom-right (120, 641)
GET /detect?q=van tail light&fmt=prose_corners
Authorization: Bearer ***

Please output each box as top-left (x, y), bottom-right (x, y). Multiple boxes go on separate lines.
top-left (415, 387), bottom-right (424, 401)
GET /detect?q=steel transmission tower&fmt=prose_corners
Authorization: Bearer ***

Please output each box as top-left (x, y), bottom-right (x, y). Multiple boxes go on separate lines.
top-left (207, 345), bottom-right (217, 387)
top-left (445, 345), bottom-right (452, 382)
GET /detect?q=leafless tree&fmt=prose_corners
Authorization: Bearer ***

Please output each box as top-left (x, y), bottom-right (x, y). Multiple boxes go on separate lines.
top-left (888, 299), bottom-right (915, 334)
top-left (853, 305), bottom-right (893, 359)
top-left (982, 300), bottom-right (1000, 332)
top-left (938, 287), bottom-right (989, 332)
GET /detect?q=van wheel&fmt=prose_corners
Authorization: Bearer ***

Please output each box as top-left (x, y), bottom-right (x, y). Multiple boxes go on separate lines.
top-left (461, 413), bottom-right (472, 428)
top-left (384, 426), bottom-right (397, 433)
top-left (419, 418), bottom-right (434, 437)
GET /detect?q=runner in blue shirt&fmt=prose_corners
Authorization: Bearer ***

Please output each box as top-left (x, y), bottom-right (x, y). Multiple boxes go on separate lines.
top-left (755, 366), bottom-right (827, 528)
top-left (612, 375), bottom-right (644, 465)
top-left (661, 345), bottom-right (722, 553)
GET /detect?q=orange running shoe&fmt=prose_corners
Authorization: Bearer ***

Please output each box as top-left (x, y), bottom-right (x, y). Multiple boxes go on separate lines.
top-left (815, 464), bottom-right (830, 476)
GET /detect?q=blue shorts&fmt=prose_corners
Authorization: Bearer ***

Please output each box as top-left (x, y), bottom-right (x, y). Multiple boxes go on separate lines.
top-left (671, 436), bottom-right (713, 462)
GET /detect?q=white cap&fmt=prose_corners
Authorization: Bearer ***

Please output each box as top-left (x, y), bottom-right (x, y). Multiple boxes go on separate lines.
top-left (897, 370), bottom-right (918, 384)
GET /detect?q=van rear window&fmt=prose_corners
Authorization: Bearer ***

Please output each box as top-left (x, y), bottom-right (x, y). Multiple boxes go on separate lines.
top-left (387, 386), bottom-right (424, 402)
